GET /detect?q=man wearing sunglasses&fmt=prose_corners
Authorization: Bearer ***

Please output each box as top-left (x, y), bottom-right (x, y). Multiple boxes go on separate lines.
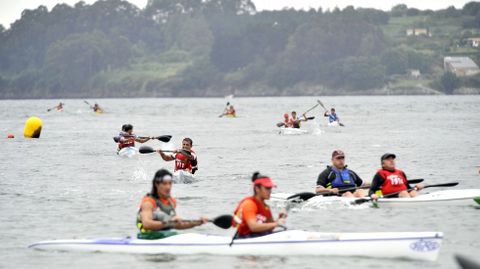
top-left (315, 150), bottom-right (366, 198)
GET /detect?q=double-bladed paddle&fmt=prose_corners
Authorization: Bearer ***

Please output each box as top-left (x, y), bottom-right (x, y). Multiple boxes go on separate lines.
top-left (113, 135), bottom-right (172, 143)
top-left (285, 179), bottom-right (425, 202)
top-left (172, 215), bottom-right (232, 229)
top-left (139, 146), bottom-right (192, 157)
top-left (276, 116), bottom-right (315, 127)
top-left (351, 182), bottom-right (459, 205)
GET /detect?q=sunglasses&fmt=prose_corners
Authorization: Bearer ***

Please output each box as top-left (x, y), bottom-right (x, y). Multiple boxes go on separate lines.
top-left (335, 156), bottom-right (345, 160)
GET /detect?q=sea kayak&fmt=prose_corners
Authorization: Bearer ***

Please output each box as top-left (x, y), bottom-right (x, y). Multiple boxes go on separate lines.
top-left (117, 147), bottom-right (138, 158)
top-left (278, 128), bottom-right (308, 135)
top-left (327, 121), bottom-right (339, 127)
top-left (28, 230), bottom-right (442, 261)
top-left (173, 170), bottom-right (196, 183)
top-left (272, 189), bottom-right (480, 208)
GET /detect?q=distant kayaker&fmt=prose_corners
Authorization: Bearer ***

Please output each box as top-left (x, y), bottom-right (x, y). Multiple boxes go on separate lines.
top-left (56, 102), bottom-right (64, 111)
top-left (315, 150), bottom-right (367, 198)
top-left (157, 138), bottom-right (198, 174)
top-left (369, 153), bottom-right (424, 199)
top-left (227, 105), bottom-right (236, 117)
top-left (116, 124), bottom-right (152, 150)
top-left (136, 169), bottom-right (208, 239)
top-left (231, 172), bottom-right (287, 239)
top-left (92, 103), bottom-right (103, 113)
top-left (324, 108), bottom-right (339, 124)
top-left (287, 111), bottom-right (308, 128)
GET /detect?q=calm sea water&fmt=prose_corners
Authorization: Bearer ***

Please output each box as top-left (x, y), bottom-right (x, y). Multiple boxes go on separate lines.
top-left (1, 96), bottom-right (479, 269)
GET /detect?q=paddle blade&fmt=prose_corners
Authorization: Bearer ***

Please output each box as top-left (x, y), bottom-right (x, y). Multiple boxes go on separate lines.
top-left (287, 192), bottom-right (316, 201)
top-left (276, 122), bottom-right (285, 127)
top-left (407, 179), bottom-right (424, 184)
top-left (426, 182), bottom-right (459, 188)
top-left (139, 146), bottom-right (156, 154)
top-left (212, 215), bottom-right (233, 229)
top-left (113, 137), bottom-right (120, 143)
top-left (351, 198), bottom-right (371, 205)
top-left (157, 135), bottom-right (172, 143)
top-left (306, 116), bottom-right (315, 120)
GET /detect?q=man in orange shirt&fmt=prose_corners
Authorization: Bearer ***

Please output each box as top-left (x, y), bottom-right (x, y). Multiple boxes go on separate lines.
top-left (232, 172), bottom-right (287, 238)
top-left (136, 169), bottom-right (208, 239)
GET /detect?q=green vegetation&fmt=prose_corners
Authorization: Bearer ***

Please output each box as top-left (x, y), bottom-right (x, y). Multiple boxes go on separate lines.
top-left (0, 0), bottom-right (479, 98)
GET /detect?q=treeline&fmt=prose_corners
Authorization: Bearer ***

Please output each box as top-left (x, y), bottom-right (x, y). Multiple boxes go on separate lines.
top-left (0, 0), bottom-right (480, 98)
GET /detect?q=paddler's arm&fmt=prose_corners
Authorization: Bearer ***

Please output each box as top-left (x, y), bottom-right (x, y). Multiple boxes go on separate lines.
top-left (244, 218), bottom-right (281, 233)
top-left (157, 150), bottom-right (175, 161)
top-left (323, 111), bottom-right (329, 117)
top-left (368, 174), bottom-right (384, 198)
top-left (135, 137), bottom-right (151, 143)
top-left (315, 170), bottom-right (338, 194)
top-left (404, 173), bottom-right (424, 191)
top-left (351, 171), bottom-right (364, 187)
top-left (172, 216), bottom-right (208, 230)
top-left (139, 201), bottom-right (172, 231)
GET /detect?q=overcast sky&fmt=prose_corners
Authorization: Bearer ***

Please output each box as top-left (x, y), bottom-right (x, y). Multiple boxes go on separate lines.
top-left (0, 0), bottom-right (473, 28)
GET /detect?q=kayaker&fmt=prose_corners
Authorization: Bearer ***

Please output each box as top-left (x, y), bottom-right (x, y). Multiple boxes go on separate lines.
top-left (157, 138), bottom-right (198, 174)
top-left (56, 102), bottom-right (64, 111)
top-left (136, 169), bottom-right (208, 239)
top-left (227, 105), bottom-right (236, 117)
top-left (324, 108), bottom-right (339, 123)
top-left (232, 172), bottom-right (287, 239)
top-left (315, 150), bottom-right (367, 198)
top-left (92, 103), bottom-right (103, 113)
top-left (287, 111), bottom-right (308, 128)
top-left (369, 153), bottom-right (424, 199)
top-left (116, 124), bottom-right (151, 150)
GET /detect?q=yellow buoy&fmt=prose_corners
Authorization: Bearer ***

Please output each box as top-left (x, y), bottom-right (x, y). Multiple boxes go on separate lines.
top-left (24, 116), bottom-right (43, 138)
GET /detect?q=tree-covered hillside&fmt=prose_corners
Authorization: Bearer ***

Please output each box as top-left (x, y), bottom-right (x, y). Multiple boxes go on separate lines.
top-left (1, 0), bottom-right (479, 98)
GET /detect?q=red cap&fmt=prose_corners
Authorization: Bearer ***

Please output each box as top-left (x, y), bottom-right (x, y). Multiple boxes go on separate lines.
top-left (253, 177), bottom-right (277, 188)
top-left (332, 150), bottom-right (345, 159)
top-left (283, 113), bottom-right (289, 118)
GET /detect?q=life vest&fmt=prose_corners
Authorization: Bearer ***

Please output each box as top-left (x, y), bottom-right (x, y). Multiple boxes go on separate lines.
top-left (289, 117), bottom-right (301, 128)
top-left (327, 167), bottom-right (356, 189)
top-left (174, 150), bottom-right (196, 172)
top-left (232, 196), bottom-right (274, 236)
top-left (377, 169), bottom-right (408, 195)
top-left (136, 195), bottom-right (177, 233)
top-left (329, 113), bottom-right (338, 123)
top-left (118, 132), bottom-right (135, 149)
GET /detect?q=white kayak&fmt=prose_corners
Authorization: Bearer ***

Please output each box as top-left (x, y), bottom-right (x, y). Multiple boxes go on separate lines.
top-left (173, 170), bottom-right (196, 184)
top-left (278, 128), bottom-right (308, 135)
top-left (327, 121), bottom-right (339, 126)
top-left (28, 230), bottom-right (442, 261)
top-left (117, 147), bottom-right (138, 158)
top-left (272, 189), bottom-right (480, 208)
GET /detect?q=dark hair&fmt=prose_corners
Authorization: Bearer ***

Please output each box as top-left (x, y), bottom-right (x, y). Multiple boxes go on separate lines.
top-left (123, 124), bottom-right (133, 132)
top-left (251, 171), bottom-right (268, 194)
top-left (183, 137), bottom-right (193, 146)
top-left (150, 169), bottom-right (173, 199)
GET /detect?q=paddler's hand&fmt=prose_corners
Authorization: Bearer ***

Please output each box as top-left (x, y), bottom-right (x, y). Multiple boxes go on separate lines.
top-left (330, 188), bottom-right (340, 194)
top-left (414, 183), bottom-right (424, 191)
top-left (370, 194), bottom-right (379, 200)
top-left (276, 217), bottom-right (287, 228)
top-left (199, 216), bottom-right (209, 225)
top-left (278, 209), bottom-right (288, 219)
top-left (171, 216), bottom-right (183, 222)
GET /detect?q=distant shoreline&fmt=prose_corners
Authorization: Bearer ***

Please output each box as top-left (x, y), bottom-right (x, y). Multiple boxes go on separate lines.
top-left (1, 87), bottom-right (479, 100)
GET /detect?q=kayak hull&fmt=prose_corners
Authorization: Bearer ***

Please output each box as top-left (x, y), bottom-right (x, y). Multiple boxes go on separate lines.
top-left (279, 128), bottom-right (308, 135)
top-left (272, 189), bottom-right (480, 207)
top-left (117, 147), bottom-right (138, 158)
top-left (29, 230), bottom-right (442, 261)
top-left (173, 170), bottom-right (196, 184)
